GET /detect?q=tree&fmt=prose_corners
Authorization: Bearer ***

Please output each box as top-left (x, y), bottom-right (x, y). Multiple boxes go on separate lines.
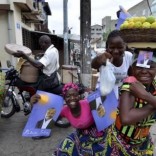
top-left (103, 30), bottom-right (111, 41)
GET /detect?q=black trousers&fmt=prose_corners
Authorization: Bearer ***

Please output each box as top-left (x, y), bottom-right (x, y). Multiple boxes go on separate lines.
top-left (15, 76), bottom-right (63, 96)
top-left (37, 74), bottom-right (63, 95)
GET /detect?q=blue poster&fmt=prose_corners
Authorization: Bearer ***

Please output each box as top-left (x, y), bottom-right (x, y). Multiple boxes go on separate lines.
top-left (87, 89), bottom-right (118, 131)
top-left (22, 90), bottom-right (64, 137)
top-left (116, 6), bottom-right (131, 30)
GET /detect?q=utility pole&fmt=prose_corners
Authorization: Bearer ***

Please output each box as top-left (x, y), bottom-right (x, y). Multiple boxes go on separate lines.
top-left (146, 0), bottom-right (152, 15)
top-left (80, 0), bottom-right (92, 88)
top-left (63, 0), bottom-right (69, 64)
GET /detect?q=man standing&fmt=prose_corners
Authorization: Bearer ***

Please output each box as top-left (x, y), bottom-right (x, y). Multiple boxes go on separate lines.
top-left (13, 35), bottom-right (61, 93)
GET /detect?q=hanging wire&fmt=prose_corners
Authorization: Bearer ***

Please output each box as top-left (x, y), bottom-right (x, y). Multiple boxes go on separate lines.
top-left (147, 0), bottom-right (153, 15)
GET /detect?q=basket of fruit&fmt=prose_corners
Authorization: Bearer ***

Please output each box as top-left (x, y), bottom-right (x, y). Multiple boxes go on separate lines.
top-left (120, 16), bottom-right (156, 43)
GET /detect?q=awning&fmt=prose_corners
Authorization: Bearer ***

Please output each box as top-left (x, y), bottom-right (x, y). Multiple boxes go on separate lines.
top-left (14, 0), bottom-right (34, 12)
top-left (43, 2), bottom-right (51, 15)
top-left (22, 12), bottom-right (44, 23)
top-left (0, 4), bottom-right (10, 11)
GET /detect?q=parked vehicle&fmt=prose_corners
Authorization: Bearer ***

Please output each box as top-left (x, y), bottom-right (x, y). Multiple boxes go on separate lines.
top-left (1, 61), bottom-right (37, 118)
top-left (1, 60), bottom-right (91, 129)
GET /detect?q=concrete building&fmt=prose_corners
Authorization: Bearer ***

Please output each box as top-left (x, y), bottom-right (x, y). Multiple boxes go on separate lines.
top-left (151, 0), bottom-right (156, 16)
top-left (0, 0), bottom-right (51, 68)
top-left (128, 0), bottom-right (154, 17)
top-left (91, 24), bottom-right (103, 41)
top-left (102, 16), bottom-right (117, 34)
top-left (101, 0), bottom-right (155, 41)
top-left (90, 38), bottom-right (105, 54)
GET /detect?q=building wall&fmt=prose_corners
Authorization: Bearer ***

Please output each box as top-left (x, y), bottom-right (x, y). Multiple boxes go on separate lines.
top-left (101, 0), bottom-right (155, 37)
top-left (13, 4), bottom-right (35, 44)
top-left (0, 0), bottom-right (8, 4)
top-left (111, 19), bottom-right (117, 31)
top-left (0, 1), bottom-right (36, 67)
top-left (128, 0), bottom-right (154, 16)
top-left (13, 4), bottom-right (23, 45)
top-left (102, 16), bottom-right (111, 33)
top-left (102, 16), bottom-right (116, 33)
top-left (0, 12), bottom-right (12, 68)
top-left (91, 24), bottom-right (102, 40)
top-left (151, 0), bottom-right (156, 16)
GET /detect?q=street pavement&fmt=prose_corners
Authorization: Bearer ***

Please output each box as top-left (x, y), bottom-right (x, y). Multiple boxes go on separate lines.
top-left (0, 112), bottom-right (73, 156)
top-left (1, 110), bottom-right (156, 156)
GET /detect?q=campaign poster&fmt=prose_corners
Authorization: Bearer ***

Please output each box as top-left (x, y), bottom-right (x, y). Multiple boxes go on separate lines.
top-left (87, 89), bottom-right (118, 131)
top-left (136, 51), bottom-right (153, 68)
top-left (22, 90), bottom-right (64, 137)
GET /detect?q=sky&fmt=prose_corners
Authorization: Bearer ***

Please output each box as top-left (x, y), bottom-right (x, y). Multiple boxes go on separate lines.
top-left (46, 0), bottom-right (143, 35)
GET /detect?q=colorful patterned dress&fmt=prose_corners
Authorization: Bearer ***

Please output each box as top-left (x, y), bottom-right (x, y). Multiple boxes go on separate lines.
top-left (54, 100), bottom-right (107, 156)
top-left (54, 81), bottom-right (156, 156)
top-left (103, 80), bottom-right (156, 156)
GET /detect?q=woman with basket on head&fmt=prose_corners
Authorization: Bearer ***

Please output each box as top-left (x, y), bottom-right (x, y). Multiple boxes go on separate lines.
top-left (100, 48), bottom-right (156, 156)
top-left (91, 30), bottom-right (133, 99)
top-left (101, 16), bottom-right (156, 155)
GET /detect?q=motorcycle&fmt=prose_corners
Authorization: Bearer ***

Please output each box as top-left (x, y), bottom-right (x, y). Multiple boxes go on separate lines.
top-left (1, 60), bottom-right (91, 128)
top-left (1, 61), bottom-right (37, 118)
top-left (0, 61), bottom-right (71, 128)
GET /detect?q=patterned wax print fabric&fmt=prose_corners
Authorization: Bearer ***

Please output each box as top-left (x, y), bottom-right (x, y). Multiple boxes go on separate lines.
top-left (103, 80), bottom-right (156, 156)
top-left (55, 124), bottom-right (107, 156)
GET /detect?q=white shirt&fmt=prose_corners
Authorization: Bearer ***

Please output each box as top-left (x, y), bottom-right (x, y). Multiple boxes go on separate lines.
top-left (96, 97), bottom-right (102, 109)
top-left (41, 118), bottom-right (52, 129)
top-left (111, 51), bottom-right (133, 87)
top-left (96, 51), bottom-right (133, 99)
top-left (143, 59), bottom-right (149, 65)
top-left (39, 45), bottom-right (59, 76)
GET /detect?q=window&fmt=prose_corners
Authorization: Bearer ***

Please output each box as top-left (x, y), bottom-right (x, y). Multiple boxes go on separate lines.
top-left (142, 9), bottom-right (146, 15)
top-left (151, 5), bottom-right (156, 14)
top-left (22, 28), bottom-right (32, 49)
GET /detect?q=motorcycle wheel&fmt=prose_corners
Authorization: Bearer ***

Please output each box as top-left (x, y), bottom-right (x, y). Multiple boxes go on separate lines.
top-left (1, 94), bottom-right (16, 118)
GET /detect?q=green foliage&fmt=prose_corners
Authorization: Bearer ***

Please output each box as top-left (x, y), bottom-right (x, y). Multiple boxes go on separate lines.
top-left (103, 30), bottom-right (111, 41)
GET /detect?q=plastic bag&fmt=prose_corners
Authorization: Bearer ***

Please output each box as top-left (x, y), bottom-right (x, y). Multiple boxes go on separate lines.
top-left (99, 60), bottom-right (116, 96)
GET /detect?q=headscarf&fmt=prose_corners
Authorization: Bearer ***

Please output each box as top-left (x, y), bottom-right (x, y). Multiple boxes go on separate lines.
top-left (62, 83), bottom-right (79, 97)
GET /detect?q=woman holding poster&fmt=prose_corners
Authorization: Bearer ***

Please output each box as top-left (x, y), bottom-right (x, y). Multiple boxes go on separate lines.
top-left (31, 83), bottom-right (107, 155)
top-left (54, 83), bottom-right (107, 155)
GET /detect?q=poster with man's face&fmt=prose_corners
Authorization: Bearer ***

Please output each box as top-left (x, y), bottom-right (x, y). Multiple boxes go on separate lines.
top-left (136, 51), bottom-right (153, 68)
top-left (22, 91), bottom-right (64, 138)
top-left (87, 89), bottom-right (118, 131)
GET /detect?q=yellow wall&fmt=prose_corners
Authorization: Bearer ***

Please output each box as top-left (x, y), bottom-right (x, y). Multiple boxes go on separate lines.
top-left (0, 1), bottom-right (35, 68)
top-left (0, 12), bottom-right (12, 68)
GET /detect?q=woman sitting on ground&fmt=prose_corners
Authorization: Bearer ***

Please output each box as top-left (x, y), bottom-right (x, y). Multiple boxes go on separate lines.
top-left (31, 83), bottom-right (107, 156)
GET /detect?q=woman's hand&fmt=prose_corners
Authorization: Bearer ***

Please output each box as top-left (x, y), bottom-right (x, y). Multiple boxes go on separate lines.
top-left (30, 94), bottom-right (41, 105)
top-left (129, 82), bottom-right (149, 100)
top-left (91, 52), bottom-right (112, 69)
top-left (97, 52), bottom-right (112, 66)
